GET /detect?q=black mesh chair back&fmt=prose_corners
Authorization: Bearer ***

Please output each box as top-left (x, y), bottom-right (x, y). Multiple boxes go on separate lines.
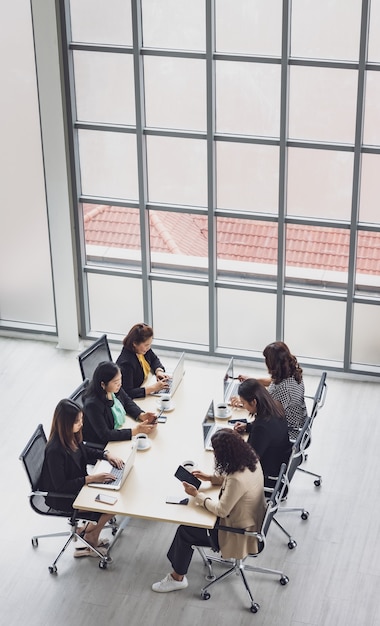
top-left (78, 334), bottom-right (112, 381)
top-left (69, 378), bottom-right (90, 408)
top-left (260, 463), bottom-right (287, 541)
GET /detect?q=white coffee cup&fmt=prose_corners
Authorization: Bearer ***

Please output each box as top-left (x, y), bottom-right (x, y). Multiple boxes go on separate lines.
top-left (160, 393), bottom-right (172, 411)
top-left (216, 403), bottom-right (229, 418)
top-left (182, 460), bottom-right (196, 472)
top-left (136, 433), bottom-right (150, 450)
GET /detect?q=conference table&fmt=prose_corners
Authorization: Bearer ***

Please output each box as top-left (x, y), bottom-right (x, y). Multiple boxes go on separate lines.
top-left (73, 360), bottom-right (247, 550)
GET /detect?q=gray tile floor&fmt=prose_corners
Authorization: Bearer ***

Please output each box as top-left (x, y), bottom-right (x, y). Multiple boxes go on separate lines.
top-left (1, 336), bottom-right (380, 626)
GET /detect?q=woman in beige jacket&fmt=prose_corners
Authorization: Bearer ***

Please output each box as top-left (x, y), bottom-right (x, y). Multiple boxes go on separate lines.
top-left (152, 428), bottom-right (266, 593)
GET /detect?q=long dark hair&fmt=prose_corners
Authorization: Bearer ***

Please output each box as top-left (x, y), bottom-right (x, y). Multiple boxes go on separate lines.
top-left (238, 378), bottom-right (285, 420)
top-left (263, 341), bottom-right (303, 384)
top-left (85, 361), bottom-right (121, 402)
top-left (48, 398), bottom-right (83, 451)
top-left (211, 428), bottom-right (259, 475)
top-left (123, 323), bottom-right (153, 351)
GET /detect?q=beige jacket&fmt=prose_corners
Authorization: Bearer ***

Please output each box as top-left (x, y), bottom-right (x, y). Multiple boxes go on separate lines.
top-left (194, 465), bottom-right (266, 560)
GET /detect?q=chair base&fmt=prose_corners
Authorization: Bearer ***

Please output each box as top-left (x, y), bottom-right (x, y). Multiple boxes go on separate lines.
top-left (296, 466), bottom-right (322, 486)
top-left (196, 547), bottom-right (289, 612)
top-left (32, 517), bottom-right (119, 574)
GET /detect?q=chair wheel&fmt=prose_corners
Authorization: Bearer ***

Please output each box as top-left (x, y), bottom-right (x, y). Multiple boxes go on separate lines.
top-left (301, 511), bottom-right (309, 520)
top-left (48, 565), bottom-right (57, 574)
top-left (99, 560), bottom-right (108, 570)
top-left (32, 537), bottom-right (38, 548)
top-left (280, 576), bottom-right (289, 585)
top-left (314, 479), bottom-right (322, 487)
top-left (201, 591), bottom-right (211, 600)
top-left (288, 540), bottom-right (297, 549)
top-left (250, 603), bottom-right (260, 613)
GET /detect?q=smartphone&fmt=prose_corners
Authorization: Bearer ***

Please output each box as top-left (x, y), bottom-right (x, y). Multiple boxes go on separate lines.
top-left (165, 496), bottom-right (189, 505)
top-left (228, 417), bottom-right (248, 425)
top-left (174, 465), bottom-right (201, 489)
top-left (95, 493), bottom-right (118, 505)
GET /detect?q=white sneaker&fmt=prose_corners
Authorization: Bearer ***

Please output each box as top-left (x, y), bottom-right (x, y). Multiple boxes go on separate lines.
top-left (152, 573), bottom-right (188, 593)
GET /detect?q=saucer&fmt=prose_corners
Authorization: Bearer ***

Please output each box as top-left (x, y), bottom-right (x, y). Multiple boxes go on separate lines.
top-left (215, 410), bottom-right (232, 420)
top-left (156, 401), bottom-right (175, 412)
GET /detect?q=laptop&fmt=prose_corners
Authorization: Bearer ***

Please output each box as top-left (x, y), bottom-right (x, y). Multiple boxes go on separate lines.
top-left (88, 442), bottom-right (137, 491)
top-left (223, 357), bottom-right (240, 403)
top-left (153, 352), bottom-right (185, 397)
top-left (202, 401), bottom-right (232, 451)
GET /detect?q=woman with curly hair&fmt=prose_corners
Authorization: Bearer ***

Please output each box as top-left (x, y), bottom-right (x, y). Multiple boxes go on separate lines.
top-left (152, 429), bottom-right (266, 593)
top-left (232, 342), bottom-right (307, 439)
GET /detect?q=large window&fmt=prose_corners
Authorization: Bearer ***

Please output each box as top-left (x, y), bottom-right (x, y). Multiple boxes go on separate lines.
top-left (63, 0), bottom-right (380, 374)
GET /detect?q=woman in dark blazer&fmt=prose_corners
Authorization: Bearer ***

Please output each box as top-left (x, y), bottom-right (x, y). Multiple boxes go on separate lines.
top-left (116, 323), bottom-right (169, 398)
top-left (40, 398), bottom-right (124, 552)
top-left (82, 361), bottom-right (157, 447)
top-left (234, 378), bottom-right (292, 491)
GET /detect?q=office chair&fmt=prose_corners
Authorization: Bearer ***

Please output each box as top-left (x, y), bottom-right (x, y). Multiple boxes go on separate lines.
top-left (78, 334), bottom-right (112, 381)
top-left (296, 371), bottom-right (328, 487)
top-left (195, 464), bottom-right (289, 614)
top-left (272, 414), bottom-right (314, 549)
top-left (19, 424), bottom-right (115, 573)
top-left (69, 378), bottom-right (89, 407)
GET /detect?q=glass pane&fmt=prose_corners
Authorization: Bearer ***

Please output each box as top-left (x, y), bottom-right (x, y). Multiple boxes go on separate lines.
top-left (149, 210), bottom-right (207, 274)
top-left (287, 148), bottom-right (354, 220)
top-left (152, 282), bottom-right (208, 345)
top-left (351, 303), bottom-right (380, 365)
top-left (83, 203), bottom-right (141, 267)
top-left (288, 66), bottom-right (357, 143)
top-left (73, 51), bottom-right (135, 125)
top-left (146, 136), bottom-right (207, 206)
top-left (217, 288), bottom-right (276, 351)
top-left (355, 231), bottom-right (380, 296)
top-left (69, 0), bottom-right (132, 45)
top-left (144, 57), bottom-right (206, 131)
top-left (285, 296), bottom-right (346, 362)
top-left (78, 130), bottom-right (138, 200)
top-left (215, 0), bottom-right (282, 56)
top-left (359, 154), bottom-right (380, 224)
top-left (141, 0), bottom-right (205, 51)
top-left (363, 71), bottom-right (380, 146)
top-left (217, 218), bottom-right (277, 285)
top-left (368, 0), bottom-right (380, 62)
top-left (216, 142), bottom-right (279, 213)
top-left (87, 273), bottom-right (143, 335)
top-left (285, 225), bottom-right (350, 291)
top-left (216, 61), bottom-right (281, 137)
top-left (291, 0), bottom-right (361, 61)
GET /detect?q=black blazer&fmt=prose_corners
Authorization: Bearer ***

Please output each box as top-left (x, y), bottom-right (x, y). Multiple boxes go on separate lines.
top-left (246, 416), bottom-right (291, 487)
top-left (40, 435), bottom-right (103, 511)
top-left (82, 387), bottom-right (141, 446)
top-left (116, 346), bottom-right (164, 398)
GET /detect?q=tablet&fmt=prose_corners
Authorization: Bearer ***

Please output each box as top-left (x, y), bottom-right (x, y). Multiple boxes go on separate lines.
top-left (174, 465), bottom-right (201, 489)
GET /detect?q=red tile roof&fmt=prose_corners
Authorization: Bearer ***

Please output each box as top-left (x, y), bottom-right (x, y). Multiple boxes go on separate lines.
top-left (83, 204), bottom-right (380, 275)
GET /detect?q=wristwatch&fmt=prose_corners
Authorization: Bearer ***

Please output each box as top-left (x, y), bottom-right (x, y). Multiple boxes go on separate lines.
top-left (102, 449), bottom-right (109, 459)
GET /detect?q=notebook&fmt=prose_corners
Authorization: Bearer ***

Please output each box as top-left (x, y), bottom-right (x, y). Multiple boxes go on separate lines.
top-left (152, 352), bottom-right (185, 397)
top-left (223, 357), bottom-right (240, 403)
top-left (88, 443), bottom-right (137, 491)
top-left (202, 401), bottom-right (232, 451)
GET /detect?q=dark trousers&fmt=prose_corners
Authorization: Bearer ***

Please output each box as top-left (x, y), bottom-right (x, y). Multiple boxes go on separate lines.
top-left (167, 525), bottom-right (219, 576)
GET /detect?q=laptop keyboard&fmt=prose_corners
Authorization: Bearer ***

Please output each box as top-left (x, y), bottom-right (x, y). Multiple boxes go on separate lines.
top-left (103, 465), bottom-right (123, 486)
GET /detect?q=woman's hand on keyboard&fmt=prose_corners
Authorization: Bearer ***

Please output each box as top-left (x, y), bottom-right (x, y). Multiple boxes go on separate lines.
top-left (86, 472), bottom-right (116, 485)
top-left (107, 454), bottom-right (125, 469)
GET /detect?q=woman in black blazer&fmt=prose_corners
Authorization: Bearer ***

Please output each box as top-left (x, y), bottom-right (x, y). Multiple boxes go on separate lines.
top-left (116, 323), bottom-right (169, 398)
top-left (82, 361), bottom-right (157, 447)
top-left (233, 378), bottom-right (292, 491)
top-left (40, 398), bottom-right (124, 551)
